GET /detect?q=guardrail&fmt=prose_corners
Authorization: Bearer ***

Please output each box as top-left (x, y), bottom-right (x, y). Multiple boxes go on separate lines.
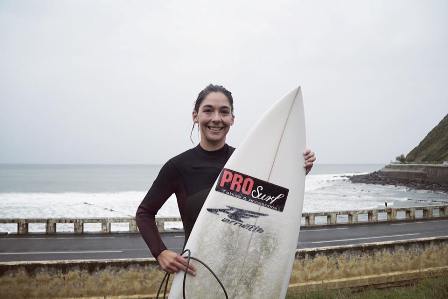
top-left (302, 205), bottom-right (447, 225)
top-left (0, 205), bottom-right (447, 235)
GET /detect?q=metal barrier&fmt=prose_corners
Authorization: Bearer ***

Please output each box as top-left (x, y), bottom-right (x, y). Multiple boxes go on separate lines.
top-left (0, 205), bottom-right (447, 234)
top-left (302, 205), bottom-right (447, 226)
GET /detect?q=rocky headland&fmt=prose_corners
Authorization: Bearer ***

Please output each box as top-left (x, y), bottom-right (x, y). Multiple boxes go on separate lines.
top-left (349, 113), bottom-right (448, 193)
top-left (349, 169), bottom-right (448, 193)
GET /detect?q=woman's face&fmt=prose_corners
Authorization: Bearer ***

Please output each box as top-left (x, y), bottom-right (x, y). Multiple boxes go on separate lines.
top-left (193, 92), bottom-right (234, 147)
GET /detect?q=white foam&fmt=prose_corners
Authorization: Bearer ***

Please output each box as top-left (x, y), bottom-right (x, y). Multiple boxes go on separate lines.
top-left (0, 191), bottom-right (180, 219)
top-left (305, 173), bottom-right (347, 192)
top-left (1, 172), bottom-right (446, 233)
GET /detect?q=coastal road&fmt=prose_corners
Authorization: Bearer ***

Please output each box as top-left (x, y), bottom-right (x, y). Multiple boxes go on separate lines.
top-left (1, 219), bottom-right (448, 262)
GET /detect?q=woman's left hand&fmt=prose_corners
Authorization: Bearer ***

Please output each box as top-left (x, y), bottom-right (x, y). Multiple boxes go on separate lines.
top-left (303, 149), bottom-right (316, 175)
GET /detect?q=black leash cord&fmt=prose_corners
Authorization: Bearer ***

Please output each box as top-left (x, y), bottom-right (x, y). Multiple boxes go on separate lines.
top-left (156, 249), bottom-right (228, 299)
top-left (156, 271), bottom-right (170, 299)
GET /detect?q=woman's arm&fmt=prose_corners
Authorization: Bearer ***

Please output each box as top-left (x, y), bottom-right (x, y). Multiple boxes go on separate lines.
top-left (135, 160), bottom-right (196, 275)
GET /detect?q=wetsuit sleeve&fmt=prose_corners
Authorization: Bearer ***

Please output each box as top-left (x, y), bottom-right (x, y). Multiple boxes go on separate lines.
top-left (136, 160), bottom-right (179, 258)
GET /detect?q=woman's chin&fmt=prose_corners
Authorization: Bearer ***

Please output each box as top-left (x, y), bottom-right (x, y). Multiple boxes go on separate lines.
top-left (203, 134), bottom-right (226, 144)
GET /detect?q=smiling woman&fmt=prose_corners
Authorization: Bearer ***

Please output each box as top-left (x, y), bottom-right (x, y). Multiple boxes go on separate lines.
top-left (135, 84), bottom-right (316, 277)
top-left (190, 85), bottom-right (235, 150)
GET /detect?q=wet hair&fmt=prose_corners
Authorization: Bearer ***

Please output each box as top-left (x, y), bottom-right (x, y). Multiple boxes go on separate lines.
top-left (190, 84), bottom-right (234, 143)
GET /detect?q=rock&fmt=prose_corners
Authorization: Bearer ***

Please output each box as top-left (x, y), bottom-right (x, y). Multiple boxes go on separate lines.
top-left (349, 172), bottom-right (448, 193)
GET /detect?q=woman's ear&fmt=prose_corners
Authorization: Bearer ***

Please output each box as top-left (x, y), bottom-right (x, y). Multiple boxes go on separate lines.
top-left (192, 111), bottom-right (198, 123)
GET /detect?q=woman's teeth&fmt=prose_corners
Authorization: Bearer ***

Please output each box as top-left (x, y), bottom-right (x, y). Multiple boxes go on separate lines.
top-left (208, 126), bottom-right (224, 132)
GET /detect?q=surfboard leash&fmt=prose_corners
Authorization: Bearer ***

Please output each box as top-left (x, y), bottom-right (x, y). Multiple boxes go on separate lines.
top-left (156, 249), bottom-right (228, 299)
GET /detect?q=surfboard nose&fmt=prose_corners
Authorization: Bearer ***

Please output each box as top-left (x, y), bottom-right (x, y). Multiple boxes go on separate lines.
top-left (225, 85), bottom-right (305, 180)
top-left (287, 85), bottom-right (302, 107)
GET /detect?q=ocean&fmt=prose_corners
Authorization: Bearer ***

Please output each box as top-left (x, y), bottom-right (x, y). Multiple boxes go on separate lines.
top-left (0, 164), bottom-right (447, 233)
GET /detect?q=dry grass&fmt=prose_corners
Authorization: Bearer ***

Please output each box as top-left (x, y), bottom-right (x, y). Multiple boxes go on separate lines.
top-left (286, 275), bottom-right (448, 299)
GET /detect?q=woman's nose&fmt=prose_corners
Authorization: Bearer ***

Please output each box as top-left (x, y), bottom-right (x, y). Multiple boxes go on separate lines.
top-left (211, 111), bottom-right (221, 121)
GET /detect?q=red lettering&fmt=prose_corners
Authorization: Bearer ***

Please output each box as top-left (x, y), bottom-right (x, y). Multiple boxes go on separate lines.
top-left (219, 170), bottom-right (233, 187)
top-left (241, 178), bottom-right (254, 195)
top-left (230, 174), bottom-right (244, 192)
top-left (219, 169), bottom-right (254, 195)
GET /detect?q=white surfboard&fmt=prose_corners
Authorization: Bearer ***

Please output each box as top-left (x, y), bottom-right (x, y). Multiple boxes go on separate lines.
top-left (169, 86), bottom-right (306, 299)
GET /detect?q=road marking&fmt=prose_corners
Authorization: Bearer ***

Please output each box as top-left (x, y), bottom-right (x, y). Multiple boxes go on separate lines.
top-left (302, 227), bottom-right (349, 232)
top-left (0, 250), bottom-right (122, 255)
top-left (0, 236), bottom-right (117, 240)
top-left (416, 220), bottom-right (448, 223)
top-left (310, 233), bottom-right (421, 244)
top-left (391, 219), bottom-right (448, 226)
top-left (117, 249), bottom-right (149, 252)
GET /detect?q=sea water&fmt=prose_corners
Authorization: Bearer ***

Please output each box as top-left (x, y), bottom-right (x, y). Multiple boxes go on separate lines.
top-left (0, 164), bottom-right (447, 233)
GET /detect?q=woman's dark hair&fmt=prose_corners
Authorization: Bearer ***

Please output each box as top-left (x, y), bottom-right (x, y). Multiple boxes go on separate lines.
top-left (194, 84), bottom-right (234, 113)
top-left (190, 84), bottom-right (234, 143)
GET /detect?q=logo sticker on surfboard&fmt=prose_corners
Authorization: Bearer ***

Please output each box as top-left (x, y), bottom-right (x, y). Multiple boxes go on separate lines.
top-left (215, 168), bottom-right (289, 212)
top-left (207, 206), bottom-right (267, 233)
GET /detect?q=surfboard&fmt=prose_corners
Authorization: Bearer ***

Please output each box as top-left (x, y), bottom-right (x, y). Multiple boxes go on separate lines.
top-left (169, 86), bottom-right (306, 298)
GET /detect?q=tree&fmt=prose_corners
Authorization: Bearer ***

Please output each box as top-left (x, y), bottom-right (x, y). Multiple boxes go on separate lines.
top-left (395, 154), bottom-right (406, 163)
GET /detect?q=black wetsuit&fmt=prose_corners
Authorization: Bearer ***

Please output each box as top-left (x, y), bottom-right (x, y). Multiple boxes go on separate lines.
top-left (136, 144), bottom-right (235, 258)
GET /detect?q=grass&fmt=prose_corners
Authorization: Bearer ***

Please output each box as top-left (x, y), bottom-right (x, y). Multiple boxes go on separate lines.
top-left (286, 275), bottom-right (448, 299)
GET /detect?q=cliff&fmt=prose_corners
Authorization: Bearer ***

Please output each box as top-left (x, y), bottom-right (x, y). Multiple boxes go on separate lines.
top-left (405, 114), bottom-right (448, 163)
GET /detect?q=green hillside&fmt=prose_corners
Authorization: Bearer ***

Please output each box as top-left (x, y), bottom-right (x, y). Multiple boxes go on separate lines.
top-left (405, 114), bottom-right (448, 163)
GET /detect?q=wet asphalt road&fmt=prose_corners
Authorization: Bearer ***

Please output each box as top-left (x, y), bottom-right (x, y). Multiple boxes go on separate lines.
top-left (1, 219), bottom-right (447, 262)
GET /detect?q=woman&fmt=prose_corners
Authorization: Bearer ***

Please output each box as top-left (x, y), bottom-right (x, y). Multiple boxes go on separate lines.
top-left (136, 84), bottom-right (316, 276)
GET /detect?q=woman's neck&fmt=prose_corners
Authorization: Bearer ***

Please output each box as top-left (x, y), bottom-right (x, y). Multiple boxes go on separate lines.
top-left (199, 140), bottom-right (226, 151)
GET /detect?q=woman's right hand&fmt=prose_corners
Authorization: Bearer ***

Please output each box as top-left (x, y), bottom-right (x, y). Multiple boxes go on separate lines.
top-left (157, 249), bottom-right (197, 276)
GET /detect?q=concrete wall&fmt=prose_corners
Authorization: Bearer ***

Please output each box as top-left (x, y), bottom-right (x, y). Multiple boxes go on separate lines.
top-left (382, 163), bottom-right (448, 184)
top-left (1, 237), bottom-right (447, 298)
top-left (0, 259), bottom-right (163, 299)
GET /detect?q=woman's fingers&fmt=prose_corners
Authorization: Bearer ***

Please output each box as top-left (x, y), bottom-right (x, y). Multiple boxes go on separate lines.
top-left (176, 255), bottom-right (197, 275)
top-left (305, 156), bottom-right (316, 165)
top-left (171, 259), bottom-right (196, 276)
top-left (157, 250), bottom-right (183, 274)
top-left (302, 149), bottom-right (316, 175)
top-left (164, 265), bottom-right (177, 274)
top-left (303, 150), bottom-right (316, 165)
top-left (176, 255), bottom-right (197, 271)
top-left (162, 260), bottom-right (192, 275)
top-left (160, 260), bottom-right (175, 273)
top-left (164, 259), bottom-right (196, 276)
top-left (157, 250), bottom-right (196, 275)
top-left (304, 152), bottom-right (315, 161)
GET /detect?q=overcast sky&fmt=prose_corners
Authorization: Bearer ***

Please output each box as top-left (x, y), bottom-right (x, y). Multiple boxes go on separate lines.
top-left (1, 0), bottom-right (447, 164)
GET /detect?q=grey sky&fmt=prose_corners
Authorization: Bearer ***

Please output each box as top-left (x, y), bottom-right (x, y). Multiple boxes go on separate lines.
top-left (1, 0), bottom-right (447, 164)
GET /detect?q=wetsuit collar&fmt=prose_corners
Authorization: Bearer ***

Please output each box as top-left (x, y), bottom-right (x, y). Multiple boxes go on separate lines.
top-left (196, 143), bottom-right (229, 156)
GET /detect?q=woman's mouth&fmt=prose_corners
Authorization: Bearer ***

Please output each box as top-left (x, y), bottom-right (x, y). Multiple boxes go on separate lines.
top-left (207, 126), bottom-right (224, 132)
